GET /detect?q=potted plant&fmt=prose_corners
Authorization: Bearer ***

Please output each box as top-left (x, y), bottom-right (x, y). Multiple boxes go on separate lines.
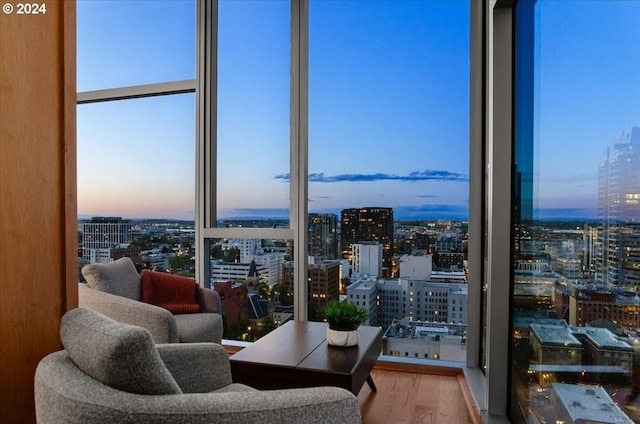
top-left (323, 300), bottom-right (368, 347)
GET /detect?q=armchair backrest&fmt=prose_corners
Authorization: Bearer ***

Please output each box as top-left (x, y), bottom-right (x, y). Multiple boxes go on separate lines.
top-left (81, 257), bottom-right (142, 301)
top-left (60, 307), bottom-right (182, 394)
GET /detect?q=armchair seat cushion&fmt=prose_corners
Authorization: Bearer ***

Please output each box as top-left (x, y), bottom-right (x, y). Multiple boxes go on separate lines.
top-left (60, 307), bottom-right (182, 395)
top-left (141, 270), bottom-right (199, 314)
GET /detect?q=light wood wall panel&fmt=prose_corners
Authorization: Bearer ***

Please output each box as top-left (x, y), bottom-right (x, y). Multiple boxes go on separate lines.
top-left (0, 1), bottom-right (77, 422)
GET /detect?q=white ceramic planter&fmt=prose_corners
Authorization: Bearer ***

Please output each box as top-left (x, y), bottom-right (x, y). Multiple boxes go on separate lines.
top-left (326, 328), bottom-right (359, 347)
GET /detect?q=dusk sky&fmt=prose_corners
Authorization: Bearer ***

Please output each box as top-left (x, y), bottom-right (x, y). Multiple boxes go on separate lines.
top-left (76, 0), bottom-right (639, 221)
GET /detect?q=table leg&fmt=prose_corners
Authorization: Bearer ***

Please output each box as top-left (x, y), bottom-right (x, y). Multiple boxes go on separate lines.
top-left (366, 375), bottom-right (377, 392)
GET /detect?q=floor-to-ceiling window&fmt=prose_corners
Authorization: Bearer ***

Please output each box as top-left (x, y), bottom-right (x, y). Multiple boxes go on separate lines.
top-left (198, 0), bottom-right (297, 340)
top-left (77, 0), bottom-right (197, 275)
top-left (510, 1), bottom-right (640, 423)
top-left (308, 0), bottom-right (470, 361)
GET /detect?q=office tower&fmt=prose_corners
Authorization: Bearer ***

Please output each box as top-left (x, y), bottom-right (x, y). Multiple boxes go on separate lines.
top-left (340, 207), bottom-right (394, 277)
top-left (282, 259), bottom-right (340, 315)
top-left (345, 277), bottom-right (377, 326)
top-left (435, 230), bottom-right (463, 252)
top-left (583, 224), bottom-right (598, 276)
top-left (356, 278), bottom-right (468, 330)
top-left (397, 254), bottom-right (432, 279)
top-left (308, 213), bottom-right (338, 259)
top-left (82, 217), bottom-right (133, 263)
top-left (434, 230), bottom-right (464, 270)
top-left (596, 127), bottom-right (640, 287)
top-left (352, 242), bottom-right (383, 277)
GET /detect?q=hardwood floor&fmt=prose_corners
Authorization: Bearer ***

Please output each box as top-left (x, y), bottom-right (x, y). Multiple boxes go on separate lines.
top-left (357, 367), bottom-right (480, 424)
top-left (226, 344), bottom-right (480, 423)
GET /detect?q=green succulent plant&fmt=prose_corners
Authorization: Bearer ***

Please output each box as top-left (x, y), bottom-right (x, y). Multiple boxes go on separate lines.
top-left (324, 300), bottom-right (368, 331)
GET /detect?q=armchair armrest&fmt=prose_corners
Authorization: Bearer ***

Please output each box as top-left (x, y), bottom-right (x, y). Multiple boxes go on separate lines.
top-left (78, 283), bottom-right (179, 343)
top-left (197, 287), bottom-right (222, 314)
top-left (156, 343), bottom-right (232, 393)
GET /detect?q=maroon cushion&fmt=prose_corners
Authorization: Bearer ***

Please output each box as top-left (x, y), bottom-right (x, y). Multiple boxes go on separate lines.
top-left (141, 270), bottom-right (200, 314)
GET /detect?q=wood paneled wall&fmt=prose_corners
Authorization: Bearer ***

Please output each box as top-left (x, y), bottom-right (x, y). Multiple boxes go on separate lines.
top-left (0, 1), bottom-right (77, 422)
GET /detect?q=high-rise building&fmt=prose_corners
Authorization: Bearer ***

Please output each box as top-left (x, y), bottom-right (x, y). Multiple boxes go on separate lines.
top-left (435, 230), bottom-right (463, 252)
top-left (308, 213), bottom-right (338, 259)
top-left (364, 278), bottom-right (468, 330)
top-left (352, 242), bottom-right (383, 278)
top-left (596, 127), bottom-right (640, 287)
top-left (282, 259), bottom-right (340, 314)
top-left (345, 276), bottom-right (378, 326)
top-left (340, 207), bottom-right (394, 277)
top-left (583, 224), bottom-right (598, 275)
top-left (81, 217), bottom-right (133, 264)
top-left (397, 254), bottom-right (432, 279)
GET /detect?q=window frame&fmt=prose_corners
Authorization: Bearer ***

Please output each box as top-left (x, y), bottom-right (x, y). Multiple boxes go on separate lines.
top-left (76, 1), bottom-right (516, 421)
top-left (466, 0), bottom-right (515, 420)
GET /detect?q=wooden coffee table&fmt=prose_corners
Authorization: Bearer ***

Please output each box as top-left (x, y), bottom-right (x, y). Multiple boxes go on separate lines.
top-left (230, 321), bottom-right (382, 395)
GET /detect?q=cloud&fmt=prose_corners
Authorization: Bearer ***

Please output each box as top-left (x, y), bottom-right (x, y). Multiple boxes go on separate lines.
top-left (274, 170), bottom-right (468, 183)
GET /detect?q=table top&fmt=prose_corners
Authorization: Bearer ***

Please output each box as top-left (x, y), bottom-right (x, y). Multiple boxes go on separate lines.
top-left (230, 320), bottom-right (382, 374)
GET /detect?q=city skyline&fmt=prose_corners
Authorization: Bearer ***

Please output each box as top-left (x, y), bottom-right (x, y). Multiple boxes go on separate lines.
top-left (76, 0), bottom-right (639, 221)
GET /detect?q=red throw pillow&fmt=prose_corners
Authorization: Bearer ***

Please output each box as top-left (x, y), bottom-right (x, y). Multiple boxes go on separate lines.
top-left (141, 270), bottom-right (200, 314)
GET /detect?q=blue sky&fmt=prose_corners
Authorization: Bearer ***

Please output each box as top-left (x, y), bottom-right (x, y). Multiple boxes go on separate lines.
top-left (533, 0), bottom-right (640, 220)
top-left (76, 0), bottom-right (639, 221)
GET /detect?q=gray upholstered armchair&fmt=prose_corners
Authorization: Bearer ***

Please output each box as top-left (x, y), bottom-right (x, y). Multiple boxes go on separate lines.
top-left (79, 257), bottom-right (223, 344)
top-left (34, 308), bottom-right (362, 424)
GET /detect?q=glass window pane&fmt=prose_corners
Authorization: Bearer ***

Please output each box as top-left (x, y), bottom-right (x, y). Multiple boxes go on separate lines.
top-left (77, 0), bottom-right (196, 91)
top-left (511, 1), bottom-right (640, 423)
top-left (208, 237), bottom-right (293, 341)
top-left (216, 0), bottom-right (290, 226)
top-left (309, 0), bottom-right (470, 362)
top-left (77, 94), bottom-right (195, 221)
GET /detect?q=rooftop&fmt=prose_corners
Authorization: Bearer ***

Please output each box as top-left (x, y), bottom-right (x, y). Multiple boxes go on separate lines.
top-left (384, 318), bottom-right (466, 339)
top-left (551, 383), bottom-right (634, 424)
top-left (530, 323), bottom-right (582, 347)
top-left (570, 326), bottom-right (633, 351)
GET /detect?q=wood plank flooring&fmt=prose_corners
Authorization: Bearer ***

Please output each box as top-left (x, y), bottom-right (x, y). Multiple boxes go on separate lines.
top-left (226, 344), bottom-right (480, 423)
top-left (357, 368), bottom-right (479, 424)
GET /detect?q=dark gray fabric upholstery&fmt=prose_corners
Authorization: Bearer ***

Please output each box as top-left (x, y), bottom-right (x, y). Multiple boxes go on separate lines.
top-left (60, 308), bottom-right (181, 395)
top-left (82, 257), bottom-right (142, 301)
